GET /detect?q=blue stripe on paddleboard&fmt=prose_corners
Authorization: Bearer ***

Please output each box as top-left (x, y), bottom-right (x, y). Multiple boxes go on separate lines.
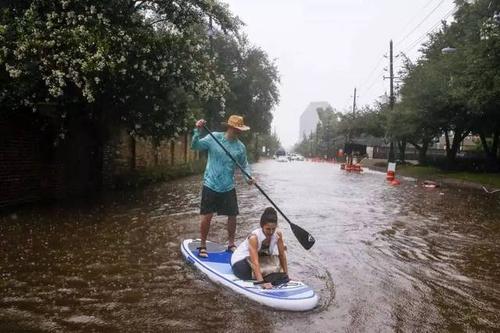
top-left (198, 251), bottom-right (232, 264)
top-left (204, 262), bottom-right (234, 275)
top-left (182, 241), bottom-right (316, 301)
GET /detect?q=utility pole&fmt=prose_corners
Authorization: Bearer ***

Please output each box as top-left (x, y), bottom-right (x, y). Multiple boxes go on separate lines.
top-left (346, 87), bottom-right (358, 166)
top-left (389, 40), bottom-right (394, 109)
top-left (388, 39), bottom-right (395, 163)
top-left (352, 87), bottom-right (357, 118)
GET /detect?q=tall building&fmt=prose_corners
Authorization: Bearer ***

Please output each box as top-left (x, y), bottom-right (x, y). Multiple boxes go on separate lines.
top-left (299, 101), bottom-right (332, 140)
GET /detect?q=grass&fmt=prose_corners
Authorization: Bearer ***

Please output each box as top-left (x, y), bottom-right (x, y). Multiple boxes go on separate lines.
top-left (444, 172), bottom-right (500, 188)
top-left (396, 164), bottom-right (500, 187)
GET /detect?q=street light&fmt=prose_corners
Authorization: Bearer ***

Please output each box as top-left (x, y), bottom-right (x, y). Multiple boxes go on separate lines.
top-left (441, 47), bottom-right (457, 54)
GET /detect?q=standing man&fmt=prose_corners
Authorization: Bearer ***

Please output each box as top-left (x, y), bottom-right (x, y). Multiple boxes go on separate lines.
top-left (192, 115), bottom-right (254, 258)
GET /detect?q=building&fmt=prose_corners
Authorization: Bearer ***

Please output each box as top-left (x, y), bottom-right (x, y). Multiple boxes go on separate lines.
top-left (299, 101), bottom-right (332, 140)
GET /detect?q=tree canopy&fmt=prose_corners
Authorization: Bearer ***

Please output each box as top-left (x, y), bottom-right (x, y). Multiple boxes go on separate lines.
top-left (0, 0), bottom-right (279, 140)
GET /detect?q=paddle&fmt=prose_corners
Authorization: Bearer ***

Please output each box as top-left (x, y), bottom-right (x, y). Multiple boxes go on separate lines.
top-left (202, 124), bottom-right (316, 250)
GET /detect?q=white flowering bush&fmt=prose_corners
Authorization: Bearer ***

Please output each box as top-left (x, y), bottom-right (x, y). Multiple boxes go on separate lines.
top-left (0, 0), bottom-right (239, 139)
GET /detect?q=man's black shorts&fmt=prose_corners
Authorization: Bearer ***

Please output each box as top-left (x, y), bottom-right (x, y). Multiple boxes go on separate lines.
top-left (200, 186), bottom-right (239, 216)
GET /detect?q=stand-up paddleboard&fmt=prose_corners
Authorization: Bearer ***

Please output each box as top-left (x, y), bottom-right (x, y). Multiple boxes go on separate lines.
top-left (181, 239), bottom-right (319, 311)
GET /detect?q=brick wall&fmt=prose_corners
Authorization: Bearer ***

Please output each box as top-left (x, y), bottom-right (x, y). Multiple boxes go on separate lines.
top-left (0, 114), bottom-right (202, 207)
top-left (102, 128), bottom-right (201, 188)
top-left (0, 118), bottom-right (42, 207)
top-left (0, 113), bottom-right (102, 208)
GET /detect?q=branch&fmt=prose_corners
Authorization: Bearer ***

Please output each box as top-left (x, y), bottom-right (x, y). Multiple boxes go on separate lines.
top-left (459, 129), bottom-right (470, 142)
top-left (408, 140), bottom-right (422, 150)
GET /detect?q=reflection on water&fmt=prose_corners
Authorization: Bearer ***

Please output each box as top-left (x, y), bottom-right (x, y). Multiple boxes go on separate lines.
top-left (1, 160), bottom-right (499, 332)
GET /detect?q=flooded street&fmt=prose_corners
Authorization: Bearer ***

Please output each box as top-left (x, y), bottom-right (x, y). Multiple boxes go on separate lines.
top-left (1, 159), bottom-right (499, 332)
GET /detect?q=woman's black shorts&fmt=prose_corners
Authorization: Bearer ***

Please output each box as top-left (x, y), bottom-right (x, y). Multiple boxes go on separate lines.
top-left (200, 186), bottom-right (239, 216)
top-left (232, 259), bottom-right (253, 280)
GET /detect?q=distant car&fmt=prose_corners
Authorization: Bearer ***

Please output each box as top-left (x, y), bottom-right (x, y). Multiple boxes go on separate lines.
top-left (289, 153), bottom-right (304, 161)
top-left (277, 155), bottom-right (289, 162)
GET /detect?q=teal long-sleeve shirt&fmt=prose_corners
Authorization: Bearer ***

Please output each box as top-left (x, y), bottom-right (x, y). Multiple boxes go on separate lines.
top-left (191, 129), bottom-right (251, 193)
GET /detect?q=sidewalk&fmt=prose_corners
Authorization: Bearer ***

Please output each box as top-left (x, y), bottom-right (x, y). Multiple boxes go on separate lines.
top-left (360, 158), bottom-right (500, 192)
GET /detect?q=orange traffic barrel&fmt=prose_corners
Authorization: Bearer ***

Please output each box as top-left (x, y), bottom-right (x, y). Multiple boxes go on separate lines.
top-left (390, 179), bottom-right (401, 186)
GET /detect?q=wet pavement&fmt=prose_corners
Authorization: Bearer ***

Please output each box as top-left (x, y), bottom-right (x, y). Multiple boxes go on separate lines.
top-left (1, 159), bottom-right (499, 332)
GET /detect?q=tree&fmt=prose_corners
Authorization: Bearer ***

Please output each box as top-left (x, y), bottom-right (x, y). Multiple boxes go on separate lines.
top-left (0, 0), bottom-right (240, 141)
top-left (450, 0), bottom-right (500, 170)
top-left (396, 57), bottom-right (444, 164)
top-left (204, 33), bottom-right (279, 135)
top-left (393, 0), bottom-right (500, 169)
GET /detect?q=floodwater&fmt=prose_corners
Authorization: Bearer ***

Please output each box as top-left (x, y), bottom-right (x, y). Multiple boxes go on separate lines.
top-left (1, 160), bottom-right (499, 332)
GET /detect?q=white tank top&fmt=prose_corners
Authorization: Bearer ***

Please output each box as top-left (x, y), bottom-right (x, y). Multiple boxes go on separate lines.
top-left (231, 228), bottom-right (279, 265)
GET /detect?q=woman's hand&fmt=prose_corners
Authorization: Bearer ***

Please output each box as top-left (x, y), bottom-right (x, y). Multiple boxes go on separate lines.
top-left (261, 282), bottom-right (273, 289)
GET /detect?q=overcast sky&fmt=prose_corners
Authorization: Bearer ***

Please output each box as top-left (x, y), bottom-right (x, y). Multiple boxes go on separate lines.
top-left (223, 0), bottom-right (456, 148)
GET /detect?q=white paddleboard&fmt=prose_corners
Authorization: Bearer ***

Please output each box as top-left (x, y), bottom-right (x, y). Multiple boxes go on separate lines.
top-left (181, 239), bottom-right (319, 311)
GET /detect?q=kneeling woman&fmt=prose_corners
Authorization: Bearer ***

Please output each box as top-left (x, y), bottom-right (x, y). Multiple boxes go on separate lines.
top-left (231, 207), bottom-right (288, 289)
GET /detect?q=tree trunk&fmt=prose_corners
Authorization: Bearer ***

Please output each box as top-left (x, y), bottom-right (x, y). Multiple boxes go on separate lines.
top-left (444, 130), bottom-right (451, 157)
top-left (446, 128), bottom-right (469, 169)
top-left (410, 139), bottom-right (429, 165)
top-left (397, 139), bottom-right (407, 163)
top-left (479, 130), bottom-right (491, 155)
top-left (388, 140), bottom-right (395, 163)
top-left (491, 129), bottom-right (499, 164)
top-left (418, 140), bottom-right (429, 165)
top-left (480, 129), bottom-right (499, 171)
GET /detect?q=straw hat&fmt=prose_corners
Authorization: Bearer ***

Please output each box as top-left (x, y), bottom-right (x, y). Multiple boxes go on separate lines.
top-left (222, 115), bottom-right (250, 131)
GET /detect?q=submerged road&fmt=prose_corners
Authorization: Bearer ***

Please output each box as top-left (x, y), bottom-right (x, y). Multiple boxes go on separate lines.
top-left (1, 159), bottom-right (499, 332)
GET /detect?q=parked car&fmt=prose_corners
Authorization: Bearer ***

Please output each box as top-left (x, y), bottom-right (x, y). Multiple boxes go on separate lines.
top-left (277, 155), bottom-right (289, 162)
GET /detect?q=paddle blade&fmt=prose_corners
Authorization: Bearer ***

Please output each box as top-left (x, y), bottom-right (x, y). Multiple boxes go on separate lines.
top-left (289, 222), bottom-right (315, 250)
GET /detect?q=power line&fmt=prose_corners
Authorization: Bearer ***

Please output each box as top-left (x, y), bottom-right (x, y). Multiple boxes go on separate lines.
top-left (358, 56), bottom-right (385, 90)
top-left (357, 1), bottom-right (449, 95)
top-left (362, 69), bottom-right (385, 95)
top-left (394, 0), bottom-right (441, 42)
top-left (396, 0), bottom-right (446, 47)
top-left (402, 6), bottom-right (456, 54)
top-left (356, 1), bottom-right (456, 105)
